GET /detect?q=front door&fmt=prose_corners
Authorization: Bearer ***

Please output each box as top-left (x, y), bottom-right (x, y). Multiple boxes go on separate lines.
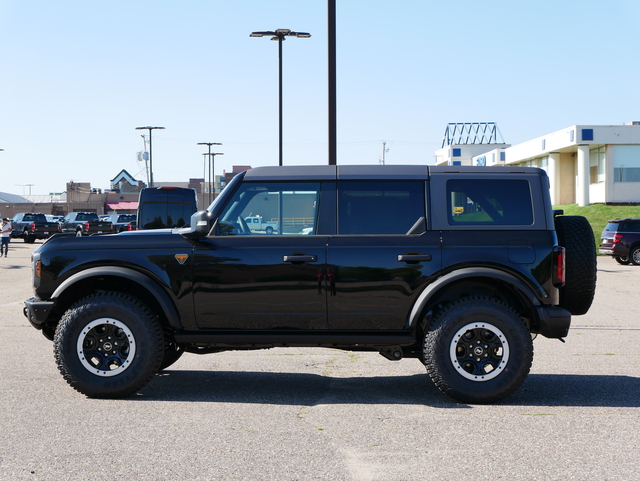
top-left (192, 181), bottom-right (328, 330)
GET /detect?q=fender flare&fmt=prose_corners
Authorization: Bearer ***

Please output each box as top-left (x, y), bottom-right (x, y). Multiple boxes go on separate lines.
top-left (51, 266), bottom-right (182, 330)
top-left (407, 267), bottom-right (544, 329)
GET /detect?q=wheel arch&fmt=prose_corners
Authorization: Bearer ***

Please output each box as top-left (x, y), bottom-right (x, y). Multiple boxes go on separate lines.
top-left (408, 268), bottom-right (542, 331)
top-left (51, 267), bottom-right (182, 331)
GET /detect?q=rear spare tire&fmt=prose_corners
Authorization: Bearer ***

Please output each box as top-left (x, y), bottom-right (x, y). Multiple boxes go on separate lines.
top-left (554, 215), bottom-right (597, 315)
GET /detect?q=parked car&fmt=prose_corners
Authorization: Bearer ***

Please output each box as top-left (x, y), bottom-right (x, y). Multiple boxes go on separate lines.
top-left (599, 218), bottom-right (640, 265)
top-left (25, 165), bottom-right (597, 404)
top-left (137, 186), bottom-right (197, 230)
top-left (60, 212), bottom-right (113, 236)
top-left (103, 213), bottom-right (137, 232)
top-left (10, 212), bottom-right (60, 243)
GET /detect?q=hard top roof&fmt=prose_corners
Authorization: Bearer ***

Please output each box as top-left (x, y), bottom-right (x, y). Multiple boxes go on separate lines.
top-left (243, 164), bottom-right (545, 181)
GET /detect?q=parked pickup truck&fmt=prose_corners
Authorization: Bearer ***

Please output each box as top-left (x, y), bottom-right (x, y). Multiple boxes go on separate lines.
top-left (10, 212), bottom-right (61, 243)
top-left (245, 215), bottom-right (279, 234)
top-left (60, 212), bottom-right (112, 236)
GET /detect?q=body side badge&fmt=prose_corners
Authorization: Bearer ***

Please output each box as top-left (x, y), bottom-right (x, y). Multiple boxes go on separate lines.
top-left (175, 254), bottom-right (189, 265)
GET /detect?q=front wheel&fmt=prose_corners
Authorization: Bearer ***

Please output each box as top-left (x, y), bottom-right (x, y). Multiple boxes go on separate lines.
top-left (423, 297), bottom-right (533, 404)
top-left (53, 292), bottom-right (164, 398)
top-left (614, 256), bottom-right (631, 265)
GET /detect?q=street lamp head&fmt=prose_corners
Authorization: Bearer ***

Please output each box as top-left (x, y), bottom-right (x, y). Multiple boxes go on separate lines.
top-left (251, 29), bottom-right (311, 41)
top-left (250, 31), bottom-right (274, 37)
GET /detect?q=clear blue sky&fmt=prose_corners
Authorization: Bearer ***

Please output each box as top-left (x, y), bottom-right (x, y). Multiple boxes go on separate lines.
top-left (1, 0), bottom-right (639, 195)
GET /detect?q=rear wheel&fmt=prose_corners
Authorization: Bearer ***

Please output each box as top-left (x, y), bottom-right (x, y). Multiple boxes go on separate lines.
top-left (630, 246), bottom-right (640, 266)
top-left (614, 256), bottom-right (630, 265)
top-left (423, 297), bottom-right (533, 404)
top-left (54, 292), bottom-right (164, 398)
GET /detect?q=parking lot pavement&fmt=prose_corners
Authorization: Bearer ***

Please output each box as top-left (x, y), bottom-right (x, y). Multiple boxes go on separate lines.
top-left (1, 244), bottom-right (639, 481)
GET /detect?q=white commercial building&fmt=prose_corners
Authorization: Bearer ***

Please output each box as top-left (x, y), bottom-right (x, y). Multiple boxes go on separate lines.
top-left (435, 122), bottom-right (640, 206)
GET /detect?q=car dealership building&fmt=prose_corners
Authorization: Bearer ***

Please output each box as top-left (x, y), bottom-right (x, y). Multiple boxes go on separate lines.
top-left (435, 122), bottom-right (640, 206)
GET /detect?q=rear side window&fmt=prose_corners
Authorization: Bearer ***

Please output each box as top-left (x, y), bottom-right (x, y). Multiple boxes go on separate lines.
top-left (615, 221), bottom-right (640, 232)
top-left (447, 179), bottom-right (533, 225)
top-left (337, 181), bottom-right (425, 235)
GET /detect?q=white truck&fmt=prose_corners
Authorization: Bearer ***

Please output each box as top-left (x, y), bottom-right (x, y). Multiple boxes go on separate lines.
top-left (245, 216), bottom-right (279, 234)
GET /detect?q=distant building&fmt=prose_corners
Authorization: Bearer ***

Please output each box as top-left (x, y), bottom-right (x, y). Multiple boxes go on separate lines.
top-left (435, 122), bottom-right (640, 206)
top-left (110, 169), bottom-right (144, 194)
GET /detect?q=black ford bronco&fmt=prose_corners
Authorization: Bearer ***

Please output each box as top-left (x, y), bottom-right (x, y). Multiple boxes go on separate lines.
top-left (24, 165), bottom-right (597, 404)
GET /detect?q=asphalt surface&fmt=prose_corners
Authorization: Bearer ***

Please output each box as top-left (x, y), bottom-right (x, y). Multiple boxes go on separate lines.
top-left (1, 240), bottom-right (639, 480)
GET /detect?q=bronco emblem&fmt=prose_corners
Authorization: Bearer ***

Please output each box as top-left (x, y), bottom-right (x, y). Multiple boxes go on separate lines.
top-left (175, 254), bottom-right (189, 265)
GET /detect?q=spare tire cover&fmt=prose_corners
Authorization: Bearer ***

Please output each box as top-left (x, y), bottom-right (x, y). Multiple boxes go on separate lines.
top-left (555, 215), bottom-right (597, 315)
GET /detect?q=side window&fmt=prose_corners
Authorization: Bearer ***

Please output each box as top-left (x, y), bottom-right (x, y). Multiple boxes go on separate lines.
top-left (447, 179), bottom-right (533, 225)
top-left (337, 181), bottom-right (426, 235)
top-left (217, 182), bottom-right (320, 236)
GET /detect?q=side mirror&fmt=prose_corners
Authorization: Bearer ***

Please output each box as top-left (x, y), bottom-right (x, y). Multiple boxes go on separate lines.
top-left (182, 210), bottom-right (214, 237)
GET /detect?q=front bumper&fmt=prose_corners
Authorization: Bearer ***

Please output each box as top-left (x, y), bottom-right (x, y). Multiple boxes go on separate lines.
top-left (536, 306), bottom-right (571, 339)
top-left (23, 297), bottom-right (55, 329)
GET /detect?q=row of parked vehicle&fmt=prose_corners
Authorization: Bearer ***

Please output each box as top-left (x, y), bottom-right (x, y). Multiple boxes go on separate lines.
top-left (8, 186), bottom-right (200, 243)
top-left (9, 212), bottom-right (137, 243)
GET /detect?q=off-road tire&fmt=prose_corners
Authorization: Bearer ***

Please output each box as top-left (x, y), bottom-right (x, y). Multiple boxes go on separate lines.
top-left (423, 297), bottom-right (533, 404)
top-left (554, 215), bottom-right (597, 315)
top-left (53, 292), bottom-right (164, 398)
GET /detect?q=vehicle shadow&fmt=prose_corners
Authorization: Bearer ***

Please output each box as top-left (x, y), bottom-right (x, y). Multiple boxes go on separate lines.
top-left (138, 370), bottom-right (640, 408)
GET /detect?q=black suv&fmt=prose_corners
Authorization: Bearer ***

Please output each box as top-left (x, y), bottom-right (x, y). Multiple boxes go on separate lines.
top-left (24, 166), bottom-right (596, 404)
top-left (599, 218), bottom-right (640, 265)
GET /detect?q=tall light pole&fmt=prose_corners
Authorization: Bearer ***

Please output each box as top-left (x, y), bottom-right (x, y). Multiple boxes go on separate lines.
top-left (250, 29), bottom-right (311, 166)
top-left (197, 142), bottom-right (222, 205)
top-left (135, 126), bottom-right (165, 187)
top-left (328, 0), bottom-right (337, 165)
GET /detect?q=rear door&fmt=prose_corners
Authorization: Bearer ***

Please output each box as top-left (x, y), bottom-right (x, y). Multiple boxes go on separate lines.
top-left (326, 180), bottom-right (441, 330)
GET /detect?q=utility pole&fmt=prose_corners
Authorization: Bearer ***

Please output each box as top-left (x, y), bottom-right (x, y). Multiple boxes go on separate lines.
top-left (380, 141), bottom-right (389, 165)
top-left (197, 142), bottom-right (222, 205)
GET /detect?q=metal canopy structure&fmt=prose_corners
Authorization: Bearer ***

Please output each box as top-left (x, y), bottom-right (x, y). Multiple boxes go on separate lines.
top-left (441, 122), bottom-right (505, 147)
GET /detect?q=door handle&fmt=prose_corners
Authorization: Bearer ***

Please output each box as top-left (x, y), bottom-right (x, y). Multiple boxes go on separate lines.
top-left (283, 255), bottom-right (318, 263)
top-left (397, 254), bottom-right (432, 263)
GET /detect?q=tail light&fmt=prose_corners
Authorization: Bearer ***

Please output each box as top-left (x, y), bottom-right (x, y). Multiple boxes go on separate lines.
top-left (84, 221), bottom-right (90, 232)
top-left (613, 234), bottom-right (624, 244)
top-left (552, 246), bottom-right (566, 288)
top-left (57, 224), bottom-right (61, 232)
top-left (29, 222), bottom-right (36, 232)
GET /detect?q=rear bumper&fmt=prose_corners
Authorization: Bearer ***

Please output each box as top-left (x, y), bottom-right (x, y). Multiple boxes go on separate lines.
top-left (599, 246), bottom-right (628, 257)
top-left (536, 306), bottom-right (571, 339)
top-left (23, 297), bottom-right (55, 329)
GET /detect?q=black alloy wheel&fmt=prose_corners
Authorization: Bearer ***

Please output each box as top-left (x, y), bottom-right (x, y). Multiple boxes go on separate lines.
top-left (54, 292), bottom-right (164, 398)
top-left (423, 296), bottom-right (533, 404)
